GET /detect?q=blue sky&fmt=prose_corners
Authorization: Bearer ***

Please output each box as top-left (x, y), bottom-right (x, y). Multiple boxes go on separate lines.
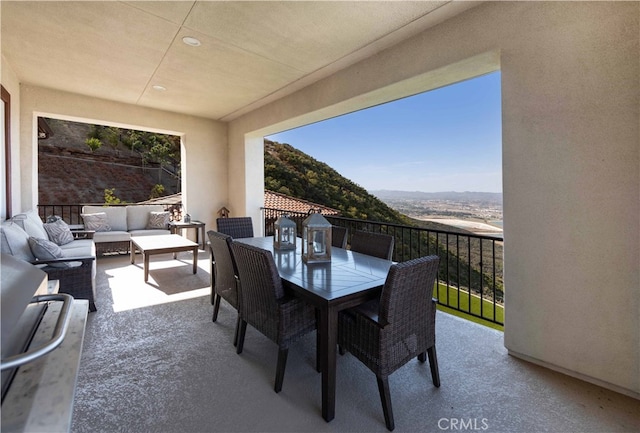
top-left (267, 71), bottom-right (502, 193)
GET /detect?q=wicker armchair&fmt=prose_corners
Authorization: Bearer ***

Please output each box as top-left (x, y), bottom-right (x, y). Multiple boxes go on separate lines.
top-left (338, 255), bottom-right (441, 431)
top-left (207, 230), bottom-right (240, 345)
top-left (230, 242), bottom-right (316, 393)
top-left (350, 230), bottom-right (395, 260)
top-left (216, 217), bottom-right (254, 239)
top-left (331, 225), bottom-right (348, 249)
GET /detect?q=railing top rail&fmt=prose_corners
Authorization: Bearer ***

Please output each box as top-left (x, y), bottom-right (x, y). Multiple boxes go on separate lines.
top-left (262, 207), bottom-right (503, 242)
top-left (39, 202), bottom-right (181, 207)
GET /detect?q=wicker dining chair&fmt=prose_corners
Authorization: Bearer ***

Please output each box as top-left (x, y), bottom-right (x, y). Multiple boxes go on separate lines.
top-left (350, 230), bottom-right (395, 260)
top-left (207, 230), bottom-right (241, 345)
top-left (230, 242), bottom-right (317, 393)
top-left (331, 225), bottom-right (348, 249)
top-left (338, 255), bottom-right (441, 431)
top-left (216, 217), bottom-right (254, 239)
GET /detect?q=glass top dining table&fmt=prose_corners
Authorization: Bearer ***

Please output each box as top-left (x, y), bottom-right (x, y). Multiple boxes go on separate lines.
top-left (235, 236), bottom-right (393, 422)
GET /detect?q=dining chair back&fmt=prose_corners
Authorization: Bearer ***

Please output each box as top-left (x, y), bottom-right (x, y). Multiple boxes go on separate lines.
top-left (338, 255), bottom-right (441, 431)
top-left (230, 242), bottom-right (317, 393)
top-left (350, 230), bottom-right (394, 260)
top-left (331, 225), bottom-right (348, 249)
top-left (216, 217), bottom-right (254, 239)
top-left (207, 230), bottom-right (239, 318)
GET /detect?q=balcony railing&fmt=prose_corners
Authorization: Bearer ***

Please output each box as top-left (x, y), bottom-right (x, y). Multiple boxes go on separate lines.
top-left (263, 207), bottom-right (504, 326)
top-left (37, 203), bottom-right (183, 226)
top-left (36, 203), bottom-right (504, 326)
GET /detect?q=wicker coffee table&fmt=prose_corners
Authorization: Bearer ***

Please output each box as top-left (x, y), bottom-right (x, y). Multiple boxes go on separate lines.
top-left (130, 234), bottom-right (199, 282)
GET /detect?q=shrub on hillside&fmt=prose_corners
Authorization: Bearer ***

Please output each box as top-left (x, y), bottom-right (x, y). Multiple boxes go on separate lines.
top-left (104, 188), bottom-right (125, 205)
top-left (86, 137), bottom-right (102, 152)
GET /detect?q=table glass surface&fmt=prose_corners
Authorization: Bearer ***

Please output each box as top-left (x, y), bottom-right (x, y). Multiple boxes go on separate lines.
top-left (236, 237), bottom-right (392, 301)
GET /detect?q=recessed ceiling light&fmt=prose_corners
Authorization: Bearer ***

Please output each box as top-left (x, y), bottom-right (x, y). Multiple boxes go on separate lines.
top-left (152, 85), bottom-right (166, 91)
top-left (182, 36), bottom-right (201, 47)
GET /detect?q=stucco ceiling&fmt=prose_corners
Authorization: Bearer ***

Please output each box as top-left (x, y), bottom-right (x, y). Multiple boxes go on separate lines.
top-left (1, 1), bottom-right (479, 121)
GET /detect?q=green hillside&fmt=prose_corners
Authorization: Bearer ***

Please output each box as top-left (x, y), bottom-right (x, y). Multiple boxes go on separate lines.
top-left (264, 139), bottom-right (473, 234)
top-left (265, 139), bottom-right (413, 224)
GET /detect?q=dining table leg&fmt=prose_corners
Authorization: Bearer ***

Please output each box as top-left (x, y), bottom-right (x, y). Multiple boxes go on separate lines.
top-left (320, 304), bottom-right (338, 422)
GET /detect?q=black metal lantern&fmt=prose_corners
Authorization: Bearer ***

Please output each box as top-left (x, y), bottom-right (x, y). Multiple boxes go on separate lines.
top-left (301, 210), bottom-right (332, 263)
top-left (274, 214), bottom-right (297, 250)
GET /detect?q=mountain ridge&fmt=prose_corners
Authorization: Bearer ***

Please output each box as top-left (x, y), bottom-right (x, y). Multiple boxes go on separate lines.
top-left (370, 190), bottom-right (502, 203)
top-left (264, 139), bottom-right (486, 235)
top-left (264, 139), bottom-right (412, 224)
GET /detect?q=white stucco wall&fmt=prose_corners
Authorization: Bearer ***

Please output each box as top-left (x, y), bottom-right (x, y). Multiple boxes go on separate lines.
top-left (229, 2), bottom-right (639, 397)
top-left (18, 85), bottom-right (227, 233)
top-left (500, 3), bottom-right (639, 397)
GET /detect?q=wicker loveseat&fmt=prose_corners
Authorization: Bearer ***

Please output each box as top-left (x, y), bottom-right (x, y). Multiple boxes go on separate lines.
top-left (1, 210), bottom-right (97, 311)
top-left (81, 205), bottom-right (171, 255)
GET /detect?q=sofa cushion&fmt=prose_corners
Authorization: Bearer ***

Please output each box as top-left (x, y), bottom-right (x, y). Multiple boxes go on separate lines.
top-left (59, 238), bottom-right (95, 256)
top-left (147, 211), bottom-right (170, 229)
top-left (1, 221), bottom-right (36, 261)
top-left (127, 205), bottom-right (165, 231)
top-left (92, 231), bottom-right (131, 244)
top-left (28, 237), bottom-right (70, 268)
top-left (81, 212), bottom-right (111, 232)
top-left (44, 218), bottom-right (75, 246)
top-left (11, 210), bottom-right (49, 240)
top-left (82, 205), bottom-right (127, 231)
top-left (129, 229), bottom-right (171, 237)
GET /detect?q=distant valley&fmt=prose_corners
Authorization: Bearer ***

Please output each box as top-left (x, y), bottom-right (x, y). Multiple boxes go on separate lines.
top-left (370, 190), bottom-right (503, 232)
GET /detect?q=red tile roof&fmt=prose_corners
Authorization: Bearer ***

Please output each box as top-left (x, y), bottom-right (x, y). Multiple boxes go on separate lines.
top-left (264, 190), bottom-right (340, 215)
top-left (139, 191), bottom-right (340, 216)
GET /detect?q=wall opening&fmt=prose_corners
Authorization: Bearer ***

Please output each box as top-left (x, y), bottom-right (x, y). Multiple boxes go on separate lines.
top-left (37, 117), bottom-right (182, 208)
top-left (262, 71), bottom-right (503, 329)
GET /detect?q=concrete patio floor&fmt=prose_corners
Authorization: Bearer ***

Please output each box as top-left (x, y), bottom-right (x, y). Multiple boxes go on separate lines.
top-left (71, 250), bottom-right (639, 433)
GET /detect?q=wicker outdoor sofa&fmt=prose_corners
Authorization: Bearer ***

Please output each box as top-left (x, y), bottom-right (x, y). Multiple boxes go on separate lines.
top-left (1, 210), bottom-right (97, 311)
top-left (81, 205), bottom-right (171, 255)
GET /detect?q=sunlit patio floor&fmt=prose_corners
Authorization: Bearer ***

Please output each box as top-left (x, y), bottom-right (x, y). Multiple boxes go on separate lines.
top-left (71, 250), bottom-right (640, 433)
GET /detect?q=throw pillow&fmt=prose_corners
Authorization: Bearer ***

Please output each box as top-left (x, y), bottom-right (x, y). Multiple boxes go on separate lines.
top-left (28, 237), bottom-right (70, 268)
top-left (10, 211), bottom-right (49, 239)
top-left (147, 211), bottom-right (170, 229)
top-left (44, 218), bottom-right (74, 246)
top-left (81, 212), bottom-right (111, 232)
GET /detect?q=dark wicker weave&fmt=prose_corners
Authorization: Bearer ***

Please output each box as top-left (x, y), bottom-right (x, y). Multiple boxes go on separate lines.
top-left (350, 230), bottom-right (395, 260)
top-left (331, 225), bottom-right (348, 249)
top-left (207, 230), bottom-right (241, 345)
top-left (32, 256), bottom-right (97, 312)
top-left (230, 242), bottom-right (316, 393)
top-left (216, 217), bottom-right (254, 239)
top-left (95, 240), bottom-right (131, 256)
top-left (338, 255), bottom-right (441, 431)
